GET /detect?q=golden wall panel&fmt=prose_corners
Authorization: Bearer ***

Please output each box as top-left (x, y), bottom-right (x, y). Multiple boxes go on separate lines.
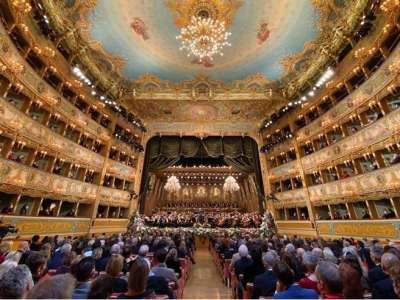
top-left (296, 42), bottom-right (400, 142)
top-left (276, 221), bottom-right (314, 230)
top-left (92, 218), bottom-right (129, 228)
top-left (316, 223), bottom-right (330, 235)
top-left (0, 215), bottom-right (90, 237)
top-left (278, 220), bottom-right (400, 240)
top-left (278, 229), bottom-right (317, 237)
top-left (0, 98), bottom-right (105, 170)
top-left (334, 222), bottom-right (396, 238)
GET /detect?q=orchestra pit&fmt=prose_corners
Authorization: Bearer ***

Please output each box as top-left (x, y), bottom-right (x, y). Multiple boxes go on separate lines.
top-left (0, 0), bottom-right (400, 299)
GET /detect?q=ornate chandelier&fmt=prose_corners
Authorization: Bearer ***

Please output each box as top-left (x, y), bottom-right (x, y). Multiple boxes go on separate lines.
top-left (176, 15), bottom-right (232, 62)
top-left (164, 175), bottom-right (181, 193)
top-left (223, 176), bottom-right (240, 193)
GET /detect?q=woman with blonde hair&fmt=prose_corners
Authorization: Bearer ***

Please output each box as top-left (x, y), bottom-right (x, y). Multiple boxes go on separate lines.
top-left (166, 247), bottom-right (182, 278)
top-left (105, 254), bottom-right (127, 293)
top-left (0, 241), bottom-right (11, 264)
top-left (119, 258), bottom-right (155, 299)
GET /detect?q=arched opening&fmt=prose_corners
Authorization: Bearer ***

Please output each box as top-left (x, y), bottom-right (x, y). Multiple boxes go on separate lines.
top-left (139, 136), bottom-right (265, 214)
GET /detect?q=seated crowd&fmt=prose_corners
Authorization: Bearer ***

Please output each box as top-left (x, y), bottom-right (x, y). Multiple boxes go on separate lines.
top-left (211, 234), bottom-right (400, 299)
top-left (145, 211), bottom-right (261, 228)
top-left (0, 231), bottom-right (195, 299)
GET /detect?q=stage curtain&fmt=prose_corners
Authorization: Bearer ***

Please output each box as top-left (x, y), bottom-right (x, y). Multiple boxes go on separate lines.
top-left (146, 136), bottom-right (259, 172)
top-left (202, 136), bottom-right (223, 157)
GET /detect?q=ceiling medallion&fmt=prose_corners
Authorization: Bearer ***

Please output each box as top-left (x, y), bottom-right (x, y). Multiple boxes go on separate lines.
top-left (167, 0), bottom-right (242, 62)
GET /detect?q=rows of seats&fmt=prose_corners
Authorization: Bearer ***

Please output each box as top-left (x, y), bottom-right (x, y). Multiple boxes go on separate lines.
top-left (211, 244), bottom-right (267, 300)
top-left (45, 252), bottom-right (193, 299)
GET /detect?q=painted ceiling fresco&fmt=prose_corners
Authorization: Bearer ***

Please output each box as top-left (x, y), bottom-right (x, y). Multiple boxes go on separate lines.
top-left (52, 0), bottom-right (356, 129)
top-left (87, 0), bottom-right (319, 83)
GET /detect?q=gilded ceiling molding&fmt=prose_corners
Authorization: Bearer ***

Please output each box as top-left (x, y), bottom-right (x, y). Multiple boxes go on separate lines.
top-left (146, 121), bottom-right (258, 140)
top-left (165, 0), bottom-right (243, 28)
top-left (37, 0), bottom-right (124, 98)
top-left (281, 0), bottom-right (370, 97)
top-left (126, 74), bottom-right (277, 100)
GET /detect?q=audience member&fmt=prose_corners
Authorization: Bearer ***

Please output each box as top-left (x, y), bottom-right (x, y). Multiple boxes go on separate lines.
top-left (105, 254), bottom-right (127, 293)
top-left (71, 257), bottom-right (95, 299)
top-left (299, 252), bottom-right (318, 292)
top-left (48, 242), bottom-right (72, 270)
top-left (17, 241), bottom-right (30, 265)
top-left (0, 241), bottom-right (11, 264)
top-left (315, 261), bottom-right (343, 299)
top-left (27, 274), bottom-right (75, 299)
top-left (138, 244), bottom-right (151, 269)
top-left (166, 247), bottom-right (182, 278)
top-left (87, 275), bottom-right (115, 299)
top-left (150, 248), bottom-right (178, 284)
top-left (26, 252), bottom-right (48, 284)
top-left (273, 261), bottom-right (318, 299)
top-left (0, 265), bottom-right (33, 298)
top-left (252, 251), bottom-right (278, 298)
top-left (30, 235), bottom-right (42, 251)
top-left (118, 258), bottom-right (155, 299)
top-left (339, 256), bottom-right (365, 299)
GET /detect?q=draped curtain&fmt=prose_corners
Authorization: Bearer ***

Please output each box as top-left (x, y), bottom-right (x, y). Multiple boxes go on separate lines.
top-left (139, 136), bottom-right (265, 212)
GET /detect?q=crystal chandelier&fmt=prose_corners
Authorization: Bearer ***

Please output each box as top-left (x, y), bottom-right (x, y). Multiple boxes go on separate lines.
top-left (223, 176), bottom-right (240, 193)
top-left (176, 16), bottom-right (232, 62)
top-left (164, 175), bottom-right (181, 193)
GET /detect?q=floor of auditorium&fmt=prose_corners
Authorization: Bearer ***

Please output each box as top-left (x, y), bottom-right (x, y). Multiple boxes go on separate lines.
top-left (183, 248), bottom-right (231, 299)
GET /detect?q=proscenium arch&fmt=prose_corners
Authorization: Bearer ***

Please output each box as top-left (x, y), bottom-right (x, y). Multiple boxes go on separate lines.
top-left (138, 135), bottom-right (265, 213)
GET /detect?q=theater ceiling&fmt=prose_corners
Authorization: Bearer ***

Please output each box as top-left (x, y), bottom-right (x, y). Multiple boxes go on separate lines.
top-left (41, 0), bottom-right (369, 133)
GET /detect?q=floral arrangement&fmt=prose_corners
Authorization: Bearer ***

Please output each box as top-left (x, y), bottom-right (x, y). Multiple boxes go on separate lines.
top-left (138, 226), bottom-right (261, 237)
top-left (260, 212), bottom-right (276, 237)
top-left (129, 213), bottom-right (260, 236)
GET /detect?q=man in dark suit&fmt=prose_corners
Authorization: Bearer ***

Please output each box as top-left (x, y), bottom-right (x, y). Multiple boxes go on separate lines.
top-left (252, 251), bottom-right (278, 298)
top-left (370, 250), bottom-right (399, 299)
top-left (315, 261), bottom-right (343, 299)
top-left (150, 248), bottom-right (177, 284)
top-left (234, 245), bottom-right (253, 299)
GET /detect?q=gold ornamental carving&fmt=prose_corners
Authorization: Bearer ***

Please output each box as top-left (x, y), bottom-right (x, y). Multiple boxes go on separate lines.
top-left (317, 223), bottom-right (330, 235)
top-left (334, 223), bottom-right (397, 238)
top-left (165, 0), bottom-right (243, 28)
